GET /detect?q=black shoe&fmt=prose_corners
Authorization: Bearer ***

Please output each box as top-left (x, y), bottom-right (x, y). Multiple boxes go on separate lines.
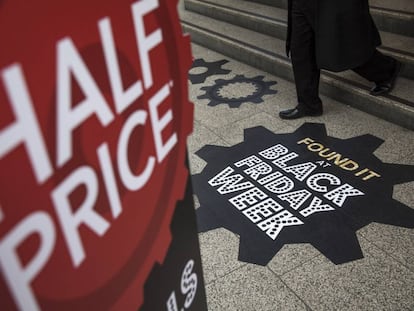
top-left (279, 106), bottom-right (323, 120)
top-left (370, 60), bottom-right (402, 96)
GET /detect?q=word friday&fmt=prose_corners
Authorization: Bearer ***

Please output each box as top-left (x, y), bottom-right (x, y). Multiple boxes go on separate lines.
top-left (208, 142), bottom-right (365, 240)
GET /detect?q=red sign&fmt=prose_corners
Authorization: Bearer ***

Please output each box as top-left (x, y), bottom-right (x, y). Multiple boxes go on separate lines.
top-left (0, 0), bottom-right (193, 310)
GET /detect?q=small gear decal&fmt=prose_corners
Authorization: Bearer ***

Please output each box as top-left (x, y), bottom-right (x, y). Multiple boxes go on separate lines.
top-left (189, 58), bottom-right (231, 84)
top-left (192, 123), bottom-right (414, 266)
top-left (197, 74), bottom-right (277, 108)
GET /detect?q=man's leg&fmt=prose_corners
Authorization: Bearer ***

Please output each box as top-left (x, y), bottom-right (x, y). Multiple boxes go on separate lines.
top-left (280, 0), bottom-right (322, 119)
top-left (352, 50), bottom-right (401, 96)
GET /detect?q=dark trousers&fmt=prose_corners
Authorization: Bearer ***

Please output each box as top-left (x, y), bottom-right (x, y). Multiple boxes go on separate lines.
top-left (290, 0), bottom-right (395, 111)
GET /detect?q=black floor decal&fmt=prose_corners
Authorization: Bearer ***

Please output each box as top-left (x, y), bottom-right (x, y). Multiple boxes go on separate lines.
top-left (189, 58), bottom-right (230, 84)
top-left (197, 74), bottom-right (277, 107)
top-left (192, 123), bottom-right (414, 265)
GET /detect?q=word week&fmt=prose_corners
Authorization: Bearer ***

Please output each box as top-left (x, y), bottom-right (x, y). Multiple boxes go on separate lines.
top-left (208, 142), bottom-right (365, 240)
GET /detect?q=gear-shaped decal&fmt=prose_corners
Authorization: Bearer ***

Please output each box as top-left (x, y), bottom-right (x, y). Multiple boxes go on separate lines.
top-left (197, 75), bottom-right (277, 108)
top-left (189, 58), bottom-right (231, 84)
top-left (192, 123), bottom-right (414, 266)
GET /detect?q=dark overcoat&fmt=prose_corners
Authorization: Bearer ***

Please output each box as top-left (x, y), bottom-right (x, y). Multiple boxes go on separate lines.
top-left (286, 0), bottom-right (382, 72)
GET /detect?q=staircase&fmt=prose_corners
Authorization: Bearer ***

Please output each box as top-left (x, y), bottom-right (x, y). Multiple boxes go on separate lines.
top-left (179, 0), bottom-right (414, 130)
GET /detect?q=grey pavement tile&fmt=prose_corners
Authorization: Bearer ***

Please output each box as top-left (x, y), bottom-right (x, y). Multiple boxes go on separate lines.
top-left (190, 43), bottom-right (220, 60)
top-left (191, 96), bottom-right (265, 130)
top-left (197, 55), bottom-right (257, 78)
top-left (281, 243), bottom-right (414, 311)
top-left (393, 181), bottom-right (414, 209)
top-left (187, 120), bottom-right (224, 154)
top-left (358, 222), bottom-right (414, 272)
top-left (206, 264), bottom-right (309, 311)
top-left (319, 101), bottom-right (399, 140)
top-left (189, 136), bottom-right (229, 175)
top-left (372, 129), bottom-right (414, 165)
top-left (190, 43), bottom-right (266, 81)
top-left (188, 45), bottom-right (230, 69)
top-left (308, 100), bottom-right (397, 140)
top-left (193, 193), bottom-right (200, 209)
top-left (210, 112), bottom-right (295, 145)
top-left (267, 244), bottom-right (321, 277)
top-left (198, 228), bottom-right (246, 285)
top-left (205, 282), bottom-right (221, 311)
top-left (189, 152), bottom-right (208, 176)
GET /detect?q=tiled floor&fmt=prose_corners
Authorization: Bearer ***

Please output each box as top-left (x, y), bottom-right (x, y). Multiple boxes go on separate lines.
top-left (187, 43), bottom-right (414, 311)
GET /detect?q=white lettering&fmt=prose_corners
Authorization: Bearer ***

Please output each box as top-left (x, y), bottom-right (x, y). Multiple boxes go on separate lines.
top-left (272, 152), bottom-right (299, 168)
top-left (132, 0), bottom-right (162, 89)
top-left (324, 184), bottom-right (364, 207)
top-left (283, 162), bottom-right (317, 181)
top-left (264, 175), bottom-right (294, 194)
top-left (97, 143), bottom-right (122, 219)
top-left (306, 173), bottom-right (341, 193)
top-left (243, 198), bottom-right (283, 223)
top-left (278, 189), bottom-right (312, 210)
top-left (257, 171), bottom-right (283, 185)
top-left (0, 65), bottom-right (53, 183)
top-left (257, 210), bottom-right (303, 240)
top-left (99, 17), bottom-right (143, 114)
top-left (0, 212), bottom-right (55, 311)
top-left (234, 155), bottom-right (262, 168)
top-left (208, 167), bottom-right (254, 194)
top-left (244, 162), bottom-right (273, 180)
top-left (52, 166), bottom-right (110, 267)
top-left (56, 38), bottom-right (114, 167)
top-left (149, 84), bottom-right (177, 162)
top-left (300, 197), bottom-right (335, 217)
top-left (259, 144), bottom-right (288, 160)
top-left (229, 187), bottom-right (267, 210)
top-left (117, 110), bottom-right (156, 190)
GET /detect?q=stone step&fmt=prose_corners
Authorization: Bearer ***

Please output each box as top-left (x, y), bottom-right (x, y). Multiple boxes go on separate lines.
top-left (242, 0), bottom-right (414, 37)
top-left (370, 0), bottom-right (414, 13)
top-left (183, 0), bottom-right (414, 79)
top-left (245, 0), bottom-right (414, 12)
top-left (178, 5), bottom-right (414, 130)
